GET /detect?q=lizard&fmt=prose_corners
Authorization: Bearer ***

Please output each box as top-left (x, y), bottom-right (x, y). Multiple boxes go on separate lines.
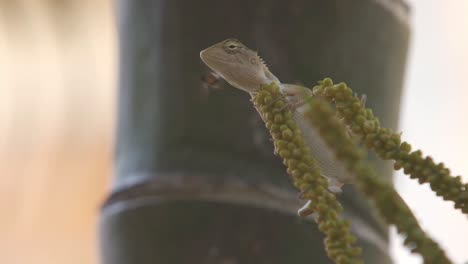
top-left (200, 38), bottom-right (359, 216)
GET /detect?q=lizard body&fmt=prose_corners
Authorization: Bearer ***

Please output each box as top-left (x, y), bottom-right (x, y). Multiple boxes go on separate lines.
top-left (200, 38), bottom-right (351, 194)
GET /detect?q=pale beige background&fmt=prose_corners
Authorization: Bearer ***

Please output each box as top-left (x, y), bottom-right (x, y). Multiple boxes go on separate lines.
top-left (392, 1), bottom-right (468, 263)
top-left (0, 1), bottom-right (466, 264)
top-left (0, 1), bottom-right (115, 264)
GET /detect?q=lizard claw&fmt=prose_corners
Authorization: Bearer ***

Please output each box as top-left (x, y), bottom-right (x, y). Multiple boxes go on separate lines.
top-left (266, 98), bottom-right (295, 114)
top-left (279, 102), bottom-right (297, 112)
top-left (272, 99), bottom-right (302, 113)
top-left (353, 93), bottom-right (367, 107)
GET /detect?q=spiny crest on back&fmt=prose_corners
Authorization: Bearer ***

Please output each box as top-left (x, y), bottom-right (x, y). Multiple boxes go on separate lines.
top-left (256, 53), bottom-right (269, 70)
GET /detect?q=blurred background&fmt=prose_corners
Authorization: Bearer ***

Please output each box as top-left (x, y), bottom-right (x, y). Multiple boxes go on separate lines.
top-left (0, 0), bottom-right (466, 263)
top-left (0, 1), bottom-right (115, 263)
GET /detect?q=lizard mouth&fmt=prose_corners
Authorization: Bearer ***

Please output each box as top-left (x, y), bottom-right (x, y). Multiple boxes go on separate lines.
top-left (199, 49), bottom-right (212, 64)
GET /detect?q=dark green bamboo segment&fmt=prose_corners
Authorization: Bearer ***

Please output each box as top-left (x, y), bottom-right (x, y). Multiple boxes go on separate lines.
top-left (253, 83), bottom-right (362, 264)
top-left (313, 78), bottom-right (468, 214)
top-left (293, 80), bottom-right (452, 263)
top-left (102, 0), bottom-right (410, 263)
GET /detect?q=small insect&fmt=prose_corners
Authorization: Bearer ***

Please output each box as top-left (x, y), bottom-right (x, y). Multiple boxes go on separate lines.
top-left (201, 71), bottom-right (224, 92)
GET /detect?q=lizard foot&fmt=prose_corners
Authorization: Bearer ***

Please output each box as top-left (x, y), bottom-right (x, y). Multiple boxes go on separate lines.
top-left (328, 178), bottom-right (344, 194)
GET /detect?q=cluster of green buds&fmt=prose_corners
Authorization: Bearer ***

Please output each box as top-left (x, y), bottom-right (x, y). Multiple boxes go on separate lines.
top-left (252, 82), bottom-right (363, 264)
top-left (300, 85), bottom-right (451, 264)
top-left (313, 78), bottom-right (468, 214)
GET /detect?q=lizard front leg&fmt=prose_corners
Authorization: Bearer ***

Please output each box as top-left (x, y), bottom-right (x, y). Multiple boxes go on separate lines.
top-left (279, 84), bottom-right (314, 112)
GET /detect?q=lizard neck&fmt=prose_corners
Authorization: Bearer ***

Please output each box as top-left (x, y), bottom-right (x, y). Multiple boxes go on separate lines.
top-left (262, 67), bottom-right (280, 85)
top-left (224, 65), bottom-right (280, 93)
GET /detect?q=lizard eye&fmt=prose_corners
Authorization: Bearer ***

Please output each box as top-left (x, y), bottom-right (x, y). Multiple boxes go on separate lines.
top-left (223, 40), bottom-right (242, 53)
top-left (226, 43), bottom-right (239, 50)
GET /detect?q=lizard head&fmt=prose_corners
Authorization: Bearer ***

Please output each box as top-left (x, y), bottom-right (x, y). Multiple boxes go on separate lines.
top-left (200, 39), bottom-right (278, 93)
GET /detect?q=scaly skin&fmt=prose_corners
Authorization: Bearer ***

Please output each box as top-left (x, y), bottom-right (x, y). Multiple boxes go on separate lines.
top-left (200, 39), bottom-right (350, 216)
